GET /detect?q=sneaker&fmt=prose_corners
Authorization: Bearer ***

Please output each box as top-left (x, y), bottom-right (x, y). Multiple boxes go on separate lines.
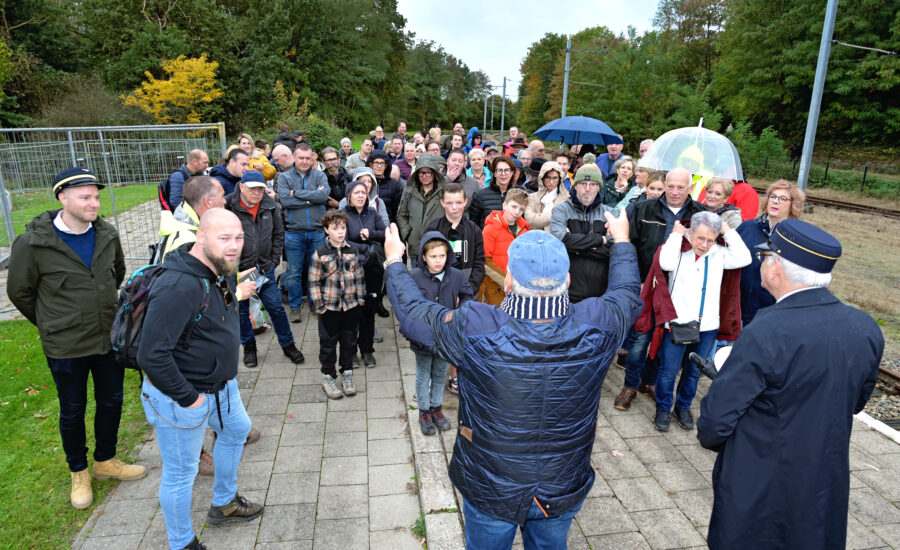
top-left (673, 408), bottom-right (694, 430)
top-left (93, 456), bottom-right (147, 481)
top-left (613, 387), bottom-right (638, 411)
top-left (244, 427), bottom-right (261, 446)
top-left (653, 410), bottom-right (670, 432)
top-left (282, 343), bottom-right (305, 364)
top-left (198, 448), bottom-right (215, 476)
top-left (362, 352), bottom-right (376, 368)
top-left (638, 383), bottom-right (656, 401)
top-left (341, 371), bottom-right (357, 396)
top-left (373, 327), bottom-right (384, 343)
top-left (70, 469), bottom-right (93, 509)
top-left (447, 376), bottom-right (459, 394)
top-left (243, 341), bottom-right (258, 368)
top-left (352, 355), bottom-right (360, 368)
top-left (430, 407), bottom-right (451, 431)
top-left (289, 308), bottom-right (302, 323)
top-left (419, 412), bottom-right (436, 435)
top-left (181, 536), bottom-right (207, 550)
top-left (322, 374), bottom-right (344, 399)
top-left (207, 493), bottom-right (264, 525)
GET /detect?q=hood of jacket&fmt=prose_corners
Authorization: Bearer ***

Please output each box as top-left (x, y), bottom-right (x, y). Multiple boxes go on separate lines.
top-left (344, 179), bottom-right (372, 208)
top-left (209, 163), bottom-right (240, 184)
top-left (537, 161), bottom-right (565, 192)
top-left (409, 154), bottom-right (447, 190)
top-left (160, 244), bottom-right (217, 280)
top-left (417, 230), bottom-right (451, 274)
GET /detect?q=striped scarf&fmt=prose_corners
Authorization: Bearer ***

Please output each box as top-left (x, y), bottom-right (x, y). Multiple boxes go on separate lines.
top-left (499, 293), bottom-right (570, 320)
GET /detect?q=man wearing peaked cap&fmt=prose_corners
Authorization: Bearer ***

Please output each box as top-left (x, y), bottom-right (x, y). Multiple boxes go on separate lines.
top-left (383, 208), bottom-right (642, 548)
top-left (697, 218), bottom-right (884, 550)
top-left (8, 167), bottom-right (147, 510)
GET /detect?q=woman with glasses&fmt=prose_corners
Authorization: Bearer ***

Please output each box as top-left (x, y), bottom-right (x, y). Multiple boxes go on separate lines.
top-left (469, 156), bottom-right (516, 228)
top-left (736, 179), bottom-right (805, 325)
top-left (524, 161), bottom-right (568, 231)
top-left (653, 212), bottom-right (751, 432)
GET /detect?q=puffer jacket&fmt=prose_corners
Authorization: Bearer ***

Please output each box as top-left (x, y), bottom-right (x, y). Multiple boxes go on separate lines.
top-left (549, 193), bottom-right (617, 302)
top-left (524, 163), bottom-right (569, 230)
top-left (469, 181), bottom-right (509, 228)
top-left (383, 243), bottom-right (643, 525)
top-left (482, 210), bottom-right (530, 274)
top-left (7, 210), bottom-right (125, 358)
top-left (224, 190), bottom-right (284, 273)
top-left (249, 150), bottom-right (277, 180)
top-left (396, 155), bottom-right (446, 259)
top-left (209, 163), bottom-right (241, 196)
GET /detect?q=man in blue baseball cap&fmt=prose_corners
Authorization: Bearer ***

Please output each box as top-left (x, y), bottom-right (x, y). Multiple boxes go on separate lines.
top-left (383, 211), bottom-right (642, 549)
top-left (698, 218), bottom-right (884, 550)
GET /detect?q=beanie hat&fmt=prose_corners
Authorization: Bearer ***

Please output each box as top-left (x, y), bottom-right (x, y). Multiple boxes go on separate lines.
top-left (573, 163), bottom-right (603, 186)
top-left (582, 152), bottom-right (597, 165)
top-left (507, 230), bottom-right (570, 290)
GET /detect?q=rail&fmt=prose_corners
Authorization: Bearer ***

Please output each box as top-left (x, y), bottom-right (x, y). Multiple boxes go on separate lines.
top-left (752, 186), bottom-right (900, 220)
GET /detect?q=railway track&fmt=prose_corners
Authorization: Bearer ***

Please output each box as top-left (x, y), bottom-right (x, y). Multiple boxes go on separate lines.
top-left (752, 187), bottom-right (900, 220)
top-left (879, 367), bottom-right (900, 396)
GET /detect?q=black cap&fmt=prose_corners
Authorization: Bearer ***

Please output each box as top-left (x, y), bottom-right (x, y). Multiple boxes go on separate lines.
top-left (756, 218), bottom-right (842, 274)
top-left (52, 167), bottom-right (104, 199)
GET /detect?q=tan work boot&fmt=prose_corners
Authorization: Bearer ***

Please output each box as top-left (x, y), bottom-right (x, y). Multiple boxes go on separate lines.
top-left (71, 469), bottom-right (93, 509)
top-left (93, 457), bottom-right (147, 481)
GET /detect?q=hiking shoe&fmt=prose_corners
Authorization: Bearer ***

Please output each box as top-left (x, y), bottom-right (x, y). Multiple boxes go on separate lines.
top-left (207, 493), bottom-right (264, 525)
top-left (419, 412), bottom-right (436, 436)
top-left (673, 408), bottom-right (694, 430)
top-left (181, 536), bottom-right (207, 550)
top-left (653, 410), bottom-right (670, 432)
top-left (373, 327), bottom-right (384, 343)
top-left (243, 341), bottom-right (258, 368)
top-left (245, 427), bottom-right (261, 446)
top-left (614, 387), bottom-right (638, 411)
top-left (282, 343), bottom-right (305, 364)
top-left (638, 383), bottom-right (656, 401)
top-left (198, 448), bottom-right (215, 476)
top-left (362, 353), bottom-right (376, 368)
top-left (341, 371), bottom-right (357, 396)
top-left (289, 308), bottom-right (302, 323)
top-left (376, 300), bottom-right (391, 318)
top-left (93, 457), bottom-right (147, 481)
top-left (322, 374), bottom-right (344, 399)
top-left (447, 376), bottom-right (459, 394)
top-left (70, 469), bottom-right (93, 509)
top-left (430, 408), bottom-right (451, 431)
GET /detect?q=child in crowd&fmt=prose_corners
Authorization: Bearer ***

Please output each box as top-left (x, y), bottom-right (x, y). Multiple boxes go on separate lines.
top-left (393, 232), bottom-right (474, 435)
top-left (480, 188), bottom-right (530, 306)
top-left (309, 209), bottom-right (367, 400)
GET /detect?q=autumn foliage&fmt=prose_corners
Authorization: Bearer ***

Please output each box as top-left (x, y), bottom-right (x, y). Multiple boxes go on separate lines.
top-left (122, 55), bottom-right (222, 124)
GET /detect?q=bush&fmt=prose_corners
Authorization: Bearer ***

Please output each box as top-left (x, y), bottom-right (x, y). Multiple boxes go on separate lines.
top-left (37, 75), bottom-right (151, 127)
top-left (300, 115), bottom-right (345, 153)
top-left (727, 121), bottom-right (787, 178)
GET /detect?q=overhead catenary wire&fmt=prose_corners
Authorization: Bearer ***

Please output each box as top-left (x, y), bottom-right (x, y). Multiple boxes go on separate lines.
top-left (832, 40), bottom-right (897, 56)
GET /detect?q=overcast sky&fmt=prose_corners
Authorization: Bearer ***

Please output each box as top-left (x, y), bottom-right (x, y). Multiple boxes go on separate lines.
top-left (396, 0), bottom-right (660, 100)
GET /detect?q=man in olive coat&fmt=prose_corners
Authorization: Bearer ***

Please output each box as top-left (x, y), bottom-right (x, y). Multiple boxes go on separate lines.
top-left (7, 167), bottom-right (146, 510)
top-left (697, 219), bottom-right (883, 550)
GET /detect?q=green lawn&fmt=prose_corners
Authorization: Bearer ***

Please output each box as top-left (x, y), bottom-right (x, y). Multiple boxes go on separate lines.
top-left (0, 320), bottom-right (151, 549)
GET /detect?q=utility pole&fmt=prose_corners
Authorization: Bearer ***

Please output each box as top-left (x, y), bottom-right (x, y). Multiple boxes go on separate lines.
top-left (483, 94), bottom-right (488, 132)
top-left (562, 36), bottom-right (572, 118)
top-left (500, 77), bottom-right (507, 144)
top-left (491, 95), bottom-right (495, 131)
top-left (797, 0), bottom-right (839, 192)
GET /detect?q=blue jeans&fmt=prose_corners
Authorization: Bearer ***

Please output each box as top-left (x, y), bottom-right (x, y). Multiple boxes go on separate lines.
top-left (239, 267), bottom-right (295, 348)
top-left (623, 329), bottom-right (657, 390)
top-left (284, 229), bottom-right (325, 309)
top-left (463, 497), bottom-right (583, 550)
top-left (656, 329), bottom-right (717, 413)
top-left (414, 352), bottom-right (449, 411)
top-left (141, 378), bottom-right (251, 549)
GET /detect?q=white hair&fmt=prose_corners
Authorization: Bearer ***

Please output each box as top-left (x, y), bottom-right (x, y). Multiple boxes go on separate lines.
top-left (765, 253), bottom-right (832, 288)
top-left (690, 211), bottom-right (722, 234)
top-left (340, 137), bottom-right (351, 146)
top-left (640, 139), bottom-right (654, 149)
top-left (510, 277), bottom-right (568, 298)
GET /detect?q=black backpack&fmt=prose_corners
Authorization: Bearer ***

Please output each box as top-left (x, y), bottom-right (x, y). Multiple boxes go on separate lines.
top-left (158, 166), bottom-right (190, 211)
top-left (110, 265), bottom-right (210, 373)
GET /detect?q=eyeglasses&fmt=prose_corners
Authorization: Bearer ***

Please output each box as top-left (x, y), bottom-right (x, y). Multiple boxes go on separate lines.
top-left (370, 160), bottom-right (386, 166)
top-left (216, 277), bottom-right (234, 308)
top-left (495, 168), bottom-right (512, 175)
top-left (323, 157), bottom-right (339, 163)
top-left (755, 250), bottom-right (773, 263)
top-left (576, 181), bottom-right (600, 189)
top-left (768, 194), bottom-right (791, 204)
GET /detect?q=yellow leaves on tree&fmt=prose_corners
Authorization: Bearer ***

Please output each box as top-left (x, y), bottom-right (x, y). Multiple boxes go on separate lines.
top-left (122, 55), bottom-right (222, 124)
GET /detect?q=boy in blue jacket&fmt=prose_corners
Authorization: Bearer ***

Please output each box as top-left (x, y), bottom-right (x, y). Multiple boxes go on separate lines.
top-left (393, 231), bottom-right (474, 435)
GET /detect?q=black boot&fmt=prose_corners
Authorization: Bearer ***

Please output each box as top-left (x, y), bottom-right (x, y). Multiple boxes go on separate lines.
top-left (181, 536), bottom-right (207, 550)
top-left (375, 298), bottom-right (390, 318)
top-left (282, 343), bottom-right (305, 364)
top-left (243, 341), bottom-right (258, 368)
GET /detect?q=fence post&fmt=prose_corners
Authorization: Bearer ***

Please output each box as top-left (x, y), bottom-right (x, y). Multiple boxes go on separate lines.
top-left (218, 122), bottom-right (227, 159)
top-left (861, 166), bottom-right (868, 192)
top-left (67, 130), bottom-right (77, 167)
top-left (97, 130), bottom-right (121, 232)
top-left (0, 169), bottom-right (16, 253)
top-left (823, 161), bottom-right (829, 185)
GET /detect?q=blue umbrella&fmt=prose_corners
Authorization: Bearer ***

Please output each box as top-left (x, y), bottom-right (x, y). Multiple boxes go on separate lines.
top-left (533, 116), bottom-right (623, 146)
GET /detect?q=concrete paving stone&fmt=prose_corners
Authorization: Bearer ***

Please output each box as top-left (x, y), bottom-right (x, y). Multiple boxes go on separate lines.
top-left (247, 392), bottom-right (291, 416)
top-left (627, 436), bottom-right (683, 464)
top-left (137, 437), bottom-right (161, 462)
top-left (852, 429), bottom-right (900, 455)
top-left (669, 488), bottom-right (714, 527)
top-left (251, 379), bottom-right (293, 396)
top-left (845, 514), bottom-right (891, 550)
top-left (326, 410), bottom-right (368, 433)
top-left (293, 367), bottom-right (326, 386)
top-left (368, 397), bottom-right (407, 419)
top-left (369, 462), bottom-right (416, 497)
top-left (676, 444), bottom-right (717, 472)
top-left (576, 496), bottom-right (638, 536)
top-left (256, 542), bottom-right (312, 550)
top-left (660, 422), bottom-right (701, 446)
top-left (370, 493), bottom-right (422, 531)
top-left (236, 371), bottom-right (258, 390)
top-left (585, 531), bottom-right (653, 550)
top-left (367, 379), bottom-right (404, 399)
top-left (647, 460), bottom-right (710, 492)
top-left (313, 517), bottom-right (369, 549)
top-left (369, 437), bottom-right (413, 466)
top-left (417, 451), bottom-right (456, 512)
top-left (425, 512), bottom-right (466, 550)
top-left (565, 527), bottom-right (593, 549)
top-left (849, 472), bottom-right (868, 489)
top-left (198, 515), bottom-right (261, 549)
top-left (79, 534), bottom-right (144, 550)
top-left (257, 503), bottom-right (316, 543)
top-left (280, 421), bottom-right (325, 446)
top-left (594, 410), bottom-right (612, 428)
top-left (401, 374), bottom-right (419, 408)
top-left (317, 485), bottom-right (369, 519)
top-left (854, 467), bottom-right (900, 500)
top-left (273, 443), bottom-right (322, 473)
top-left (136, 510), bottom-right (169, 549)
top-left (873, 451), bottom-right (900, 471)
top-left (871, 523), bottom-right (900, 548)
top-left (848, 487), bottom-right (900, 526)
top-left (366, 364), bottom-right (402, 382)
top-left (323, 430), bottom-right (370, 457)
top-left (241, 435), bottom-right (279, 462)
top-left (610, 413), bottom-right (662, 439)
top-left (326, 392), bottom-right (367, 411)
top-left (370, 528), bottom-right (426, 550)
top-left (110, 466), bottom-right (161, 500)
top-left (88, 497), bottom-right (158, 536)
top-left (587, 475), bottom-right (615, 498)
top-left (265, 472), bottom-right (320, 505)
top-left (850, 445), bottom-right (887, 472)
top-left (630, 508), bottom-right (707, 550)
top-left (257, 362), bottom-right (299, 380)
top-left (609, 477), bottom-right (676, 512)
top-left (370, 350), bottom-right (401, 367)
top-left (399, 352), bottom-right (417, 377)
top-left (285, 402), bottom-right (327, 423)
top-left (592, 449), bottom-right (650, 480)
top-left (320, 455), bottom-right (368, 486)
top-left (251, 413), bottom-right (289, 437)
top-left (368, 416), bottom-right (409, 440)
top-left (236, 460), bottom-right (273, 490)
top-left (593, 426), bottom-right (629, 453)
top-left (600, 395), bottom-right (645, 417)
top-left (289, 384), bottom-right (329, 404)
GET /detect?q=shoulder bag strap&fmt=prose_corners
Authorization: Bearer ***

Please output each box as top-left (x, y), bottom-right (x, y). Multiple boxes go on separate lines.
top-left (698, 256), bottom-right (709, 321)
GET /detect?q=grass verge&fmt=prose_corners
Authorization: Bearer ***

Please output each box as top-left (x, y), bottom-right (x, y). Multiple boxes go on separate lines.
top-left (0, 320), bottom-right (151, 549)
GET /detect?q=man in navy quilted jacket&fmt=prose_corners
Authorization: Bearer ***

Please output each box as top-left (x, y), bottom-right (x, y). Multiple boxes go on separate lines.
top-left (384, 211), bottom-right (642, 549)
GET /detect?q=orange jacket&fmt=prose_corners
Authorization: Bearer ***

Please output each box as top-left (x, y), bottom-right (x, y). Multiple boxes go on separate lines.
top-left (482, 210), bottom-right (530, 273)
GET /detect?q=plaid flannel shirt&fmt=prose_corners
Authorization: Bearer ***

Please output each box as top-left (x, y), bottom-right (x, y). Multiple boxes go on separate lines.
top-left (308, 239), bottom-right (367, 313)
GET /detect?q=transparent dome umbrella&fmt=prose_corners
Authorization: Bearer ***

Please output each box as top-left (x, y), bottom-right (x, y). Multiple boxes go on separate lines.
top-left (533, 116), bottom-right (623, 146)
top-left (640, 126), bottom-right (743, 181)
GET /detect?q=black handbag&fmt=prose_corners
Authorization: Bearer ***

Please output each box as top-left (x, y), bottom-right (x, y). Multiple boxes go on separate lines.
top-left (669, 255), bottom-right (708, 346)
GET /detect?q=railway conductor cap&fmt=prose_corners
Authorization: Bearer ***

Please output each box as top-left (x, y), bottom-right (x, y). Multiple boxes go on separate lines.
top-left (52, 167), bottom-right (104, 199)
top-left (756, 218), bottom-right (842, 274)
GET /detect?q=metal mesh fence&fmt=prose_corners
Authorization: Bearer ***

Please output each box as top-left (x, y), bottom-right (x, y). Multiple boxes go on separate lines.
top-left (0, 123), bottom-right (227, 264)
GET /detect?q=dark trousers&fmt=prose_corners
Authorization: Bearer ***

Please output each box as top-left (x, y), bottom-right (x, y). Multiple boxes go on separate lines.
top-left (239, 267), bottom-right (295, 348)
top-left (318, 307), bottom-right (361, 377)
top-left (47, 352), bottom-right (125, 472)
top-left (357, 263), bottom-right (383, 355)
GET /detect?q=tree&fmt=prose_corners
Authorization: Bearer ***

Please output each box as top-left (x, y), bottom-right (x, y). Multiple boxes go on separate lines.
top-left (517, 33), bottom-right (566, 132)
top-left (122, 55), bottom-right (223, 123)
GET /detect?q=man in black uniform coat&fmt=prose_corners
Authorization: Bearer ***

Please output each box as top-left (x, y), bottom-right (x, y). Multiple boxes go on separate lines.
top-left (697, 218), bottom-right (884, 550)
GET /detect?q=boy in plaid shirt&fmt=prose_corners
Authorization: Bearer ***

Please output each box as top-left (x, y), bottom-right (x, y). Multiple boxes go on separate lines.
top-left (309, 209), bottom-right (367, 399)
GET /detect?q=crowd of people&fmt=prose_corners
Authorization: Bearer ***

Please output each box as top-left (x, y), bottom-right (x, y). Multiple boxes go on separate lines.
top-left (6, 119), bottom-right (885, 550)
